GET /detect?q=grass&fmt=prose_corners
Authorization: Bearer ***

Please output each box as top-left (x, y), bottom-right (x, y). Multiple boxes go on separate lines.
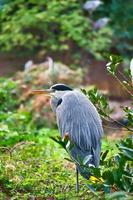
top-left (0, 126), bottom-right (117, 200)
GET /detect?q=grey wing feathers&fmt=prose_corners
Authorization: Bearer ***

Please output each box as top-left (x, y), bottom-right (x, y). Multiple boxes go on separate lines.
top-left (56, 90), bottom-right (103, 151)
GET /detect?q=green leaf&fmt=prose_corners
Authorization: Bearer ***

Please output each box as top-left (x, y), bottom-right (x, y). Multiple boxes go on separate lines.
top-left (87, 184), bottom-right (98, 196)
top-left (102, 170), bottom-right (114, 185)
top-left (107, 191), bottom-right (127, 200)
top-left (119, 146), bottom-right (133, 160)
top-left (103, 184), bottom-right (110, 194)
top-left (100, 150), bottom-right (109, 163)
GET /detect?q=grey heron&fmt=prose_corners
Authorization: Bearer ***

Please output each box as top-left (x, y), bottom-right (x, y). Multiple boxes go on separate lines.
top-left (32, 84), bottom-right (103, 192)
top-left (83, 0), bottom-right (103, 12)
top-left (93, 17), bottom-right (110, 30)
top-left (24, 60), bottom-right (33, 71)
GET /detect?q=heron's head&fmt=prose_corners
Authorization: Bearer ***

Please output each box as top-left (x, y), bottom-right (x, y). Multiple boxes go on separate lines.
top-left (32, 83), bottom-right (73, 112)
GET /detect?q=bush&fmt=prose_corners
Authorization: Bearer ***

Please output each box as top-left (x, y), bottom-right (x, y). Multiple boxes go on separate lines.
top-left (0, 78), bottom-right (18, 111)
top-left (99, 0), bottom-right (133, 58)
top-left (1, 1), bottom-right (133, 60)
top-left (0, 0), bottom-right (112, 60)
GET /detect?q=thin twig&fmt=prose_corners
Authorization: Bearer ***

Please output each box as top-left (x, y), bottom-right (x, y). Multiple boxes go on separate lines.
top-left (107, 115), bottom-right (133, 132)
top-left (118, 70), bottom-right (130, 82)
top-left (103, 125), bottom-right (129, 131)
top-left (0, 146), bottom-right (11, 154)
top-left (96, 107), bottom-right (133, 132)
top-left (11, 141), bottom-right (35, 153)
top-left (114, 75), bottom-right (133, 96)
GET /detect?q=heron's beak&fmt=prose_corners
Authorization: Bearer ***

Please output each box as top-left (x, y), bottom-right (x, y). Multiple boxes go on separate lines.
top-left (32, 89), bottom-right (53, 96)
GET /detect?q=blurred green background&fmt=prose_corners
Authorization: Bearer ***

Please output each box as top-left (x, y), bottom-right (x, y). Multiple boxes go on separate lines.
top-left (0, 0), bottom-right (133, 58)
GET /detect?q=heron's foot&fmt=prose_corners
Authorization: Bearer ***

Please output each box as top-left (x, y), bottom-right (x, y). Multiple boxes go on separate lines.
top-left (76, 182), bottom-right (79, 193)
top-left (76, 165), bottom-right (79, 193)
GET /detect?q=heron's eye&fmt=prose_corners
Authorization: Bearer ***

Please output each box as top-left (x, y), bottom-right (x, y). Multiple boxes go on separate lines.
top-left (57, 98), bottom-right (62, 107)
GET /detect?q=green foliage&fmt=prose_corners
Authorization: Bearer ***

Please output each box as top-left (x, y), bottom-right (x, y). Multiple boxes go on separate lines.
top-left (84, 55), bottom-right (133, 198)
top-left (99, 0), bottom-right (133, 58)
top-left (1, 0), bottom-right (133, 59)
top-left (82, 87), bottom-right (112, 118)
top-left (105, 54), bottom-right (133, 102)
top-left (102, 138), bottom-right (133, 192)
top-left (50, 134), bottom-right (133, 198)
top-left (106, 55), bottom-right (123, 75)
top-left (0, 0), bottom-right (112, 59)
top-left (83, 55), bottom-right (133, 130)
top-left (0, 129), bottom-right (77, 199)
top-left (123, 107), bottom-right (133, 127)
top-left (85, 56), bottom-right (132, 197)
top-left (0, 78), bottom-right (18, 111)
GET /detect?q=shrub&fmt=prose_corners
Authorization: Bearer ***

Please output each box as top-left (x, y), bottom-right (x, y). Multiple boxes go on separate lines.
top-left (0, 0), bottom-right (112, 60)
top-left (1, 0), bottom-right (133, 60)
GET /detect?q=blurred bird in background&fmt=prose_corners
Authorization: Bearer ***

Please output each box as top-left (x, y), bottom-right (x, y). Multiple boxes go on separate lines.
top-left (93, 17), bottom-right (110, 30)
top-left (83, 1), bottom-right (109, 30)
top-left (83, 0), bottom-right (103, 12)
top-left (22, 57), bottom-right (82, 86)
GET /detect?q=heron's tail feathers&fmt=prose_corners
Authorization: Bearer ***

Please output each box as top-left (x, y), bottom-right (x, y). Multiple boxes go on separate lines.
top-left (70, 146), bottom-right (101, 179)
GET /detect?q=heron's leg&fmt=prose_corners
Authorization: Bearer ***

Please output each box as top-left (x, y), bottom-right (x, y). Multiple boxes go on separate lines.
top-left (76, 165), bottom-right (79, 193)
